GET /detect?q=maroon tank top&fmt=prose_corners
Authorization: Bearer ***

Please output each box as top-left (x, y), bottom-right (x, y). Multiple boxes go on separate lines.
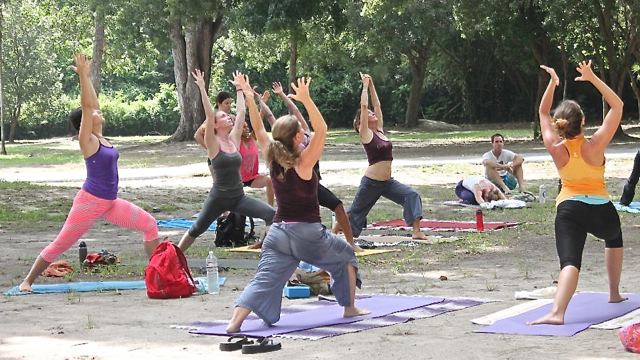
top-left (270, 161), bottom-right (320, 223)
top-left (363, 132), bottom-right (393, 165)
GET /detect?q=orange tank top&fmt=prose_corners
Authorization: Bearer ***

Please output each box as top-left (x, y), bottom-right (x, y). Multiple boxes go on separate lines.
top-left (556, 136), bottom-right (609, 204)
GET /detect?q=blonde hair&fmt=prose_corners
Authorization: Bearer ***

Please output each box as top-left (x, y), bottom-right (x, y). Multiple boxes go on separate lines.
top-left (267, 115), bottom-right (302, 178)
top-left (552, 100), bottom-right (584, 139)
top-left (487, 189), bottom-right (501, 202)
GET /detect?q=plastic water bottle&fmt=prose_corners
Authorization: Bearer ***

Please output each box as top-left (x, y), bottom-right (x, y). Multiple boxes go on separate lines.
top-left (539, 184), bottom-right (547, 203)
top-left (79, 241), bottom-right (87, 264)
top-left (206, 251), bottom-right (219, 294)
top-left (476, 209), bottom-right (485, 232)
top-left (331, 212), bottom-right (337, 229)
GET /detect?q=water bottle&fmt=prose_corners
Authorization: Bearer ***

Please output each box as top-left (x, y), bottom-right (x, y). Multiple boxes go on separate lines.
top-left (476, 209), bottom-right (485, 232)
top-left (206, 251), bottom-right (219, 294)
top-left (331, 212), bottom-right (337, 229)
top-left (79, 241), bottom-right (87, 264)
top-left (539, 184), bottom-right (547, 204)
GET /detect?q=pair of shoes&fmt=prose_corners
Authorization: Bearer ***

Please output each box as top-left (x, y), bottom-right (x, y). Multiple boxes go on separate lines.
top-left (219, 336), bottom-right (281, 354)
top-left (620, 181), bottom-right (636, 207)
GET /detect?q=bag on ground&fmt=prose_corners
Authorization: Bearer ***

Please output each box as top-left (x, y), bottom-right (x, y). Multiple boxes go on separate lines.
top-left (215, 212), bottom-right (255, 247)
top-left (144, 240), bottom-right (196, 299)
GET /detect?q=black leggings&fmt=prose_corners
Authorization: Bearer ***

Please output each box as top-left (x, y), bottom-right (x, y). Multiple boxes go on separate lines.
top-left (555, 200), bottom-right (622, 270)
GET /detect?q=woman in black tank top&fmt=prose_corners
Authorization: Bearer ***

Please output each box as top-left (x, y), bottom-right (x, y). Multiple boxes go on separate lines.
top-left (224, 75), bottom-right (370, 334)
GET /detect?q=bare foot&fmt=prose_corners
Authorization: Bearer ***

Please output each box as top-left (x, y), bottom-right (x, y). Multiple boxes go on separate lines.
top-left (504, 189), bottom-right (512, 195)
top-left (352, 244), bottom-right (365, 253)
top-left (610, 294), bottom-right (628, 303)
top-left (247, 241), bottom-right (263, 250)
top-left (527, 312), bottom-right (564, 325)
top-left (343, 306), bottom-right (371, 318)
top-left (412, 233), bottom-right (429, 240)
top-left (19, 281), bottom-right (33, 292)
top-left (226, 321), bottom-right (241, 333)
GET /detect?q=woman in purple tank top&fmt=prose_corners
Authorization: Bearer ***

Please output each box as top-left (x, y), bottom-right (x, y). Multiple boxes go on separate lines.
top-left (224, 75), bottom-right (370, 334)
top-left (19, 54), bottom-right (160, 292)
top-left (338, 73), bottom-right (427, 241)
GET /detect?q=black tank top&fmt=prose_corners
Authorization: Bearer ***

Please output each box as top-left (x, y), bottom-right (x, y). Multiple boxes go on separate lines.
top-left (270, 161), bottom-right (320, 223)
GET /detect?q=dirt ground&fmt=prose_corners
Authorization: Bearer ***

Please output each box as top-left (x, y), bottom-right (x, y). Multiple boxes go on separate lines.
top-left (2, 135), bottom-right (640, 360)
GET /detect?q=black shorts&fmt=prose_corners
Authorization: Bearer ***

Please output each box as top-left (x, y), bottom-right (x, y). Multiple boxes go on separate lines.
top-left (318, 183), bottom-right (342, 211)
top-left (555, 200), bottom-right (623, 270)
top-left (243, 179), bottom-right (254, 187)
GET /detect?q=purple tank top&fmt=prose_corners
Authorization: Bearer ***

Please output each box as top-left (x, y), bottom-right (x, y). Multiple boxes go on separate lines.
top-left (271, 161), bottom-right (320, 223)
top-left (363, 132), bottom-right (393, 165)
top-left (82, 143), bottom-right (119, 200)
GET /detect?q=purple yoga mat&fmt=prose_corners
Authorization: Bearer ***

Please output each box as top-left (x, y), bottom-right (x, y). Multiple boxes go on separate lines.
top-left (476, 292), bottom-right (640, 336)
top-left (191, 295), bottom-right (444, 338)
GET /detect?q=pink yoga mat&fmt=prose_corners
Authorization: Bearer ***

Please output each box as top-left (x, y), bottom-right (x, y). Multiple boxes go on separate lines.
top-left (191, 295), bottom-right (444, 338)
top-left (371, 219), bottom-right (518, 230)
top-left (476, 293), bottom-right (640, 336)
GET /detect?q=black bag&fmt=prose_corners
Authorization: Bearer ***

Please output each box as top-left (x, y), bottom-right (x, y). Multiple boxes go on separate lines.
top-left (215, 212), bottom-right (255, 247)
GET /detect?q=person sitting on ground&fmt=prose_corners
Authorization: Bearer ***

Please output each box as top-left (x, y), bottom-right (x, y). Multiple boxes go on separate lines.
top-left (20, 54), bottom-right (161, 292)
top-left (338, 73), bottom-right (428, 241)
top-left (455, 175), bottom-right (506, 206)
top-left (482, 133), bottom-right (526, 194)
top-left (529, 60), bottom-right (626, 326)
top-left (619, 150), bottom-right (640, 206)
top-left (226, 74), bottom-right (370, 333)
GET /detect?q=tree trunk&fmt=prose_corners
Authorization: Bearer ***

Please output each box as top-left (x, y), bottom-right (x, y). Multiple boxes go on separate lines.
top-left (90, 9), bottom-right (105, 95)
top-left (9, 106), bottom-right (19, 143)
top-left (288, 34), bottom-right (297, 94)
top-left (631, 67), bottom-right (640, 122)
top-left (168, 15), bottom-right (223, 142)
top-left (404, 48), bottom-right (429, 128)
top-left (0, 4), bottom-right (5, 155)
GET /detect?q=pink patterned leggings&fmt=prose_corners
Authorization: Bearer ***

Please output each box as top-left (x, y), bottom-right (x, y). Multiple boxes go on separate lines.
top-left (40, 189), bottom-right (158, 262)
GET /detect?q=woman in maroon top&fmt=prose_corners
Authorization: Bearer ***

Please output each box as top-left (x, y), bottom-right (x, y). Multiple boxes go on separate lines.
top-left (338, 73), bottom-right (427, 240)
top-left (225, 75), bottom-right (370, 333)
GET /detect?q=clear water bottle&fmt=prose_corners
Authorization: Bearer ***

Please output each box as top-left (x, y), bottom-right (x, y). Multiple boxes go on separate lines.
top-left (79, 241), bottom-right (87, 264)
top-left (331, 212), bottom-right (337, 229)
top-left (206, 251), bottom-right (219, 294)
top-left (539, 184), bottom-right (547, 203)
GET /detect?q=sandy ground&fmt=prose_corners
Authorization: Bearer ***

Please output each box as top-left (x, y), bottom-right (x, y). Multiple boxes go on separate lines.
top-left (2, 139), bottom-right (640, 360)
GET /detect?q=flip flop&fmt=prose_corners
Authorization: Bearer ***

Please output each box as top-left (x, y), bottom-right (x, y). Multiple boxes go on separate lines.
top-left (219, 336), bottom-right (253, 351)
top-left (241, 337), bottom-right (282, 354)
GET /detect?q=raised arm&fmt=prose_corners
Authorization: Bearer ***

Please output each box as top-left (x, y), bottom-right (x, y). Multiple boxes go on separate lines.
top-left (237, 75), bottom-right (271, 159)
top-left (579, 60), bottom-right (623, 151)
top-left (191, 69), bottom-right (219, 159)
top-left (255, 88), bottom-right (277, 128)
top-left (368, 76), bottom-right (383, 131)
top-left (229, 71), bottom-right (246, 146)
top-left (292, 77), bottom-right (327, 180)
top-left (358, 73), bottom-right (373, 143)
top-left (70, 54), bottom-right (99, 157)
top-left (539, 65), bottom-right (562, 152)
top-left (273, 82), bottom-right (309, 133)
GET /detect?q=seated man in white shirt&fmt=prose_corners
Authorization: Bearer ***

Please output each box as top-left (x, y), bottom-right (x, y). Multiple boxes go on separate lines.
top-left (482, 133), bottom-right (525, 194)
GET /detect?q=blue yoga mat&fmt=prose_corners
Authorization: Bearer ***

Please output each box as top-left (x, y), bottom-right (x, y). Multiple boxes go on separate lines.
top-left (157, 219), bottom-right (217, 231)
top-left (615, 202), bottom-right (640, 214)
top-left (475, 292), bottom-right (640, 336)
top-left (5, 277), bottom-right (226, 296)
top-left (191, 295), bottom-right (445, 338)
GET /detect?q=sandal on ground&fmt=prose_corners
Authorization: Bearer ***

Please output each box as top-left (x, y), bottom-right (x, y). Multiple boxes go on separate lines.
top-left (219, 336), bottom-right (253, 351)
top-left (241, 337), bottom-right (282, 354)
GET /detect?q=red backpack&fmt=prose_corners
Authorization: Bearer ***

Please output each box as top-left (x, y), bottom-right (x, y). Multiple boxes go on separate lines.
top-left (144, 241), bottom-right (196, 299)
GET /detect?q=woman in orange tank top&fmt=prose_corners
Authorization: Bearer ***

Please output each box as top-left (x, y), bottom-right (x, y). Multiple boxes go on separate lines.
top-left (529, 60), bottom-right (626, 326)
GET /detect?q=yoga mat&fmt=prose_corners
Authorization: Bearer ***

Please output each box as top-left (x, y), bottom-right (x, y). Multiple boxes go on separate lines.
top-left (191, 295), bottom-right (445, 338)
top-left (358, 235), bottom-right (461, 245)
top-left (370, 219), bottom-right (518, 231)
top-left (443, 200), bottom-right (527, 209)
top-left (226, 246), bottom-right (399, 256)
top-left (475, 293), bottom-right (640, 336)
top-left (614, 202), bottom-right (640, 214)
top-left (157, 219), bottom-right (217, 231)
top-left (4, 277), bottom-right (226, 296)
top-left (177, 295), bottom-right (494, 340)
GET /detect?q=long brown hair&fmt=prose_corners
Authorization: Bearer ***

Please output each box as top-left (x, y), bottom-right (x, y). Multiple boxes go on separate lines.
top-left (267, 115), bottom-right (302, 177)
top-left (552, 100), bottom-right (584, 139)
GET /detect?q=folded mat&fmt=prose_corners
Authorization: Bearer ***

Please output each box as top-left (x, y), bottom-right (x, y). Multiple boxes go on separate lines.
top-left (5, 277), bottom-right (226, 296)
top-left (475, 292), bottom-right (640, 336)
top-left (191, 295), bottom-right (444, 338)
top-left (370, 219), bottom-right (518, 231)
top-left (614, 202), bottom-right (640, 214)
top-left (227, 246), bottom-right (399, 256)
top-left (179, 295), bottom-right (494, 340)
top-left (443, 200), bottom-right (527, 209)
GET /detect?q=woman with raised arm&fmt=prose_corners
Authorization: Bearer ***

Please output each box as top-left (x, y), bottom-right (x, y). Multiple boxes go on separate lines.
top-left (177, 70), bottom-right (274, 253)
top-left (195, 91), bottom-right (236, 179)
top-left (19, 54), bottom-right (161, 292)
top-left (529, 60), bottom-right (626, 325)
top-left (226, 75), bottom-right (369, 333)
top-left (342, 73), bottom-right (427, 240)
